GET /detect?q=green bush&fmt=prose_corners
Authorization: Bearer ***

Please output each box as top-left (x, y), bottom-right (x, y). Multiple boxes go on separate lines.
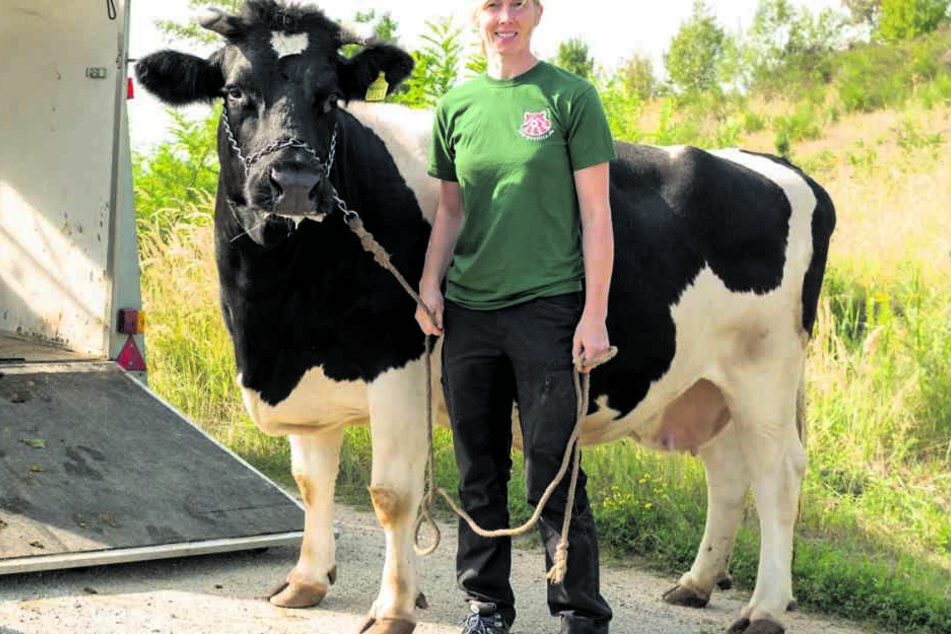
top-left (773, 104), bottom-right (825, 143)
top-left (133, 109), bottom-right (218, 242)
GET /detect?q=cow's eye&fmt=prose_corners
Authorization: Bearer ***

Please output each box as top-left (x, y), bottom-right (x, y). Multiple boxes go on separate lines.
top-left (321, 93), bottom-right (339, 114)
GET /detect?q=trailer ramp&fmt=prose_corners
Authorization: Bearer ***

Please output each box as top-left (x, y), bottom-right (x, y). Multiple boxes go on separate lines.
top-left (0, 360), bottom-right (303, 574)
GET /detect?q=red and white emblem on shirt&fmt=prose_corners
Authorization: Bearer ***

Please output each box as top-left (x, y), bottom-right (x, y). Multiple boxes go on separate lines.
top-left (520, 110), bottom-right (554, 140)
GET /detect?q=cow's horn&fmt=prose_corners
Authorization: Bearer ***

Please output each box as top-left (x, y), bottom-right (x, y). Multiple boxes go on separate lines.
top-left (337, 20), bottom-right (377, 47)
top-left (198, 7), bottom-right (236, 36)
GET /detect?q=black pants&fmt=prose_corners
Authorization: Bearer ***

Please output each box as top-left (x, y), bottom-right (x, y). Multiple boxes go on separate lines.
top-left (441, 294), bottom-right (612, 632)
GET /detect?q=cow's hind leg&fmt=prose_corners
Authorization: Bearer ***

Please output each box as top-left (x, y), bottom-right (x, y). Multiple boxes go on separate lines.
top-left (270, 428), bottom-right (344, 608)
top-left (722, 365), bottom-right (806, 634)
top-left (358, 362), bottom-right (429, 634)
top-left (664, 421), bottom-right (749, 608)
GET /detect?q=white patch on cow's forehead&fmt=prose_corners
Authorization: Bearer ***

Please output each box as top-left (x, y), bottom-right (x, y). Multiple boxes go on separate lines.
top-left (271, 31), bottom-right (309, 58)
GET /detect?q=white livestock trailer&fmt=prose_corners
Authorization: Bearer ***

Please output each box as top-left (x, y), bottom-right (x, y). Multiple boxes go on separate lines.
top-left (0, 0), bottom-right (303, 574)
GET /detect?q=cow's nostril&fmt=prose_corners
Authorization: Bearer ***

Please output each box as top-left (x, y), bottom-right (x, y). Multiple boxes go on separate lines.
top-left (269, 169), bottom-right (284, 199)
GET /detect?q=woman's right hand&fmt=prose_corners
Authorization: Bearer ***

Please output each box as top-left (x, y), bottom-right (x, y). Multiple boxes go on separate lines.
top-left (415, 285), bottom-right (444, 336)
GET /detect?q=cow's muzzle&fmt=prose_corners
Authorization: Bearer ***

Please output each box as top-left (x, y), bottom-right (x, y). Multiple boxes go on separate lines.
top-left (270, 165), bottom-right (321, 215)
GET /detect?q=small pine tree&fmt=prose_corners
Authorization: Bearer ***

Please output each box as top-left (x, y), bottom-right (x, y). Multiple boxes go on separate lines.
top-left (616, 53), bottom-right (656, 101)
top-left (554, 38), bottom-right (595, 80)
top-left (663, 0), bottom-right (729, 96)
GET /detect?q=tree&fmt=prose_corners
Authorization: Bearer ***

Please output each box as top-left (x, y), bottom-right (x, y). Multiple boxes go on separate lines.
top-left (844, 0), bottom-right (951, 38)
top-left (843, 0), bottom-right (882, 26)
top-left (663, 0), bottom-right (728, 94)
top-left (615, 53), bottom-right (656, 100)
top-left (554, 38), bottom-right (595, 80)
top-left (877, 0), bottom-right (950, 41)
top-left (391, 17), bottom-right (464, 109)
top-left (737, 0), bottom-right (848, 88)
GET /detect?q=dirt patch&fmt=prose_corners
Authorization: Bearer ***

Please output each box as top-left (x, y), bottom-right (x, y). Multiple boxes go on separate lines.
top-left (0, 504), bottom-right (877, 634)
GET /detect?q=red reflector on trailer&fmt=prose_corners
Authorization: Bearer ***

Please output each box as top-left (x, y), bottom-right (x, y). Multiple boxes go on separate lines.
top-left (117, 335), bottom-right (146, 372)
top-left (127, 77), bottom-right (134, 99)
top-left (118, 308), bottom-right (145, 334)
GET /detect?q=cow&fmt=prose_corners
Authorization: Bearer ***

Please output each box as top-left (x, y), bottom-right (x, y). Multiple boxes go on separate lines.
top-left (134, 2), bottom-right (835, 633)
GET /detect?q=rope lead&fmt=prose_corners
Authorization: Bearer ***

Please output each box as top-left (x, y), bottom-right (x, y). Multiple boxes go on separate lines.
top-left (339, 198), bottom-right (617, 584)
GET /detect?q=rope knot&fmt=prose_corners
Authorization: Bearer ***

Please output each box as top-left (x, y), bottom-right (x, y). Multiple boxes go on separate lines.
top-left (547, 540), bottom-right (570, 584)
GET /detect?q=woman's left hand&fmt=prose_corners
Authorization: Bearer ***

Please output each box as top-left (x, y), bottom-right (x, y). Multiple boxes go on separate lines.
top-left (573, 313), bottom-right (610, 373)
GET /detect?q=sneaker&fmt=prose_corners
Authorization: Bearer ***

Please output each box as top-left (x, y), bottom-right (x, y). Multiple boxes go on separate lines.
top-left (460, 601), bottom-right (509, 634)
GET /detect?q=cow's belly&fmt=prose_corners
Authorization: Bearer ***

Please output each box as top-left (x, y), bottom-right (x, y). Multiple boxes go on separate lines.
top-left (581, 264), bottom-right (805, 453)
top-left (239, 368), bottom-right (369, 436)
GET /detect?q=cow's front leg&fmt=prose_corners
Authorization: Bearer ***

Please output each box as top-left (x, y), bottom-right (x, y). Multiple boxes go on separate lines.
top-left (358, 361), bottom-right (429, 634)
top-left (270, 428), bottom-right (344, 608)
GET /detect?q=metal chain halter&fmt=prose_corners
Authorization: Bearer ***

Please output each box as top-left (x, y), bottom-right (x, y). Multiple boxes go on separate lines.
top-left (221, 101), bottom-right (336, 176)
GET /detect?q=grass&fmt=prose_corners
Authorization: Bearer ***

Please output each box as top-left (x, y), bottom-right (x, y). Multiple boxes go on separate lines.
top-left (136, 99), bottom-right (951, 632)
top-left (138, 225), bottom-right (294, 487)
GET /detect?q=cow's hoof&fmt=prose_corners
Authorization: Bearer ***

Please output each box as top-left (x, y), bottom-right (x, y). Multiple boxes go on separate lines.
top-left (727, 618), bottom-right (750, 633)
top-left (415, 592), bottom-right (429, 609)
top-left (727, 617), bottom-right (785, 634)
top-left (268, 580), bottom-right (329, 608)
top-left (716, 573), bottom-right (734, 590)
top-left (661, 583), bottom-right (709, 608)
top-left (267, 565), bottom-right (337, 608)
top-left (356, 616), bottom-right (416, 634)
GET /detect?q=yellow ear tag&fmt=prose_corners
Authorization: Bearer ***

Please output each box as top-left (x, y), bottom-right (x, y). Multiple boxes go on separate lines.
top-left (365, 71), bottom-right (388, 102)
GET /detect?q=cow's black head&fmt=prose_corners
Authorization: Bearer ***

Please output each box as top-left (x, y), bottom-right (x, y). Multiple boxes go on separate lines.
top-left (134, 0), bottom-right (413, 244)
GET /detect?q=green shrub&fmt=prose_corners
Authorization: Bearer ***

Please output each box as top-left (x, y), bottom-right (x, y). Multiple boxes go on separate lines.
top-left (133, 109), bottom-right (218, 243)
top-left (773, 105), bottom-right (825, 142)
top-left (892, 116), bottom-right (946, 153)
top-left (741, 109), bottom-right (768, 134)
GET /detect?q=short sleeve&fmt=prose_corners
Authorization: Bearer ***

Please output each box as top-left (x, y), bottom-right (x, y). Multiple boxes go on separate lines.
top-left (427, 101), bottom-right (458, 182)
top-left (565, 86), bottom-right (616, 172)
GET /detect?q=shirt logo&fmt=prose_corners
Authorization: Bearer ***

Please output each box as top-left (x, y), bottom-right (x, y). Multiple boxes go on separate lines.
top-left (519, 110), bottom-right (554, 140)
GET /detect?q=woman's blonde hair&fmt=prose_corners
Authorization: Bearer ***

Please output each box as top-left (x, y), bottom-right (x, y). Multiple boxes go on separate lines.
top-left (471, 0), bottom-right (543, 21)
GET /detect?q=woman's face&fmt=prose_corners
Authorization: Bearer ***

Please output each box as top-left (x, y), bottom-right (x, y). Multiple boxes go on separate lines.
top-left (474, 0), bottom-right (543, 60)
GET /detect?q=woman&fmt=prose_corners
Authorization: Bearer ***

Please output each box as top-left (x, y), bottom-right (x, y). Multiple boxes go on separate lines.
top-left (415, 0), bottom-right (615, 632)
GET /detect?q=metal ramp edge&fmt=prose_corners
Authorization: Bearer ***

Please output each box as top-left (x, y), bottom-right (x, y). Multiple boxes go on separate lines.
top-left (0, 361), bottom-right (304, 574)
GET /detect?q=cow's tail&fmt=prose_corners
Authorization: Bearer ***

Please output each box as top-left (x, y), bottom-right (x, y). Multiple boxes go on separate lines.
top-left (795, 368), bottom-right (808, 525)
top-left (796, 369), bottom-right (807, 449)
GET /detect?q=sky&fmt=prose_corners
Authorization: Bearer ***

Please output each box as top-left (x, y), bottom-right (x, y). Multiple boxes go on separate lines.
top-left (128, 0), bottom-right (844, 149)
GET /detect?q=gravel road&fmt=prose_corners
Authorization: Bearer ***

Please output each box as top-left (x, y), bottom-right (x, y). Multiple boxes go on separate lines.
top-left (0, 504), bottom-right (875, 634)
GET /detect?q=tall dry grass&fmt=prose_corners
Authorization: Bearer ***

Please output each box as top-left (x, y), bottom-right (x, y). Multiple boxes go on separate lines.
top-left (138, 222), bottom-right (294, 484)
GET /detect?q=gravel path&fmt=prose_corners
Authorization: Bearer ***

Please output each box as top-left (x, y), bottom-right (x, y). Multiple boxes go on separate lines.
top-left (0, 504), bottom-right (876, 634)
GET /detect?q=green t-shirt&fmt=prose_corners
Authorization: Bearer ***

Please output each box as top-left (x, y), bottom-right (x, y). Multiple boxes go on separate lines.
top-left (428, 61), bottom-right (616, 310)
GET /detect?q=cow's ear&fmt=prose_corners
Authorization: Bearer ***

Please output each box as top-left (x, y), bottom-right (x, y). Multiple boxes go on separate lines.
top-left (337, 44), bottom-right (414, 102)
top-left (135, 50), bottom-right (224, 106)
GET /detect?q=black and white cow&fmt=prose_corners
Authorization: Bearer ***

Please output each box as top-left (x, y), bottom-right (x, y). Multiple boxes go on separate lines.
top-left (135, 2), bottom-right (835, 633)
